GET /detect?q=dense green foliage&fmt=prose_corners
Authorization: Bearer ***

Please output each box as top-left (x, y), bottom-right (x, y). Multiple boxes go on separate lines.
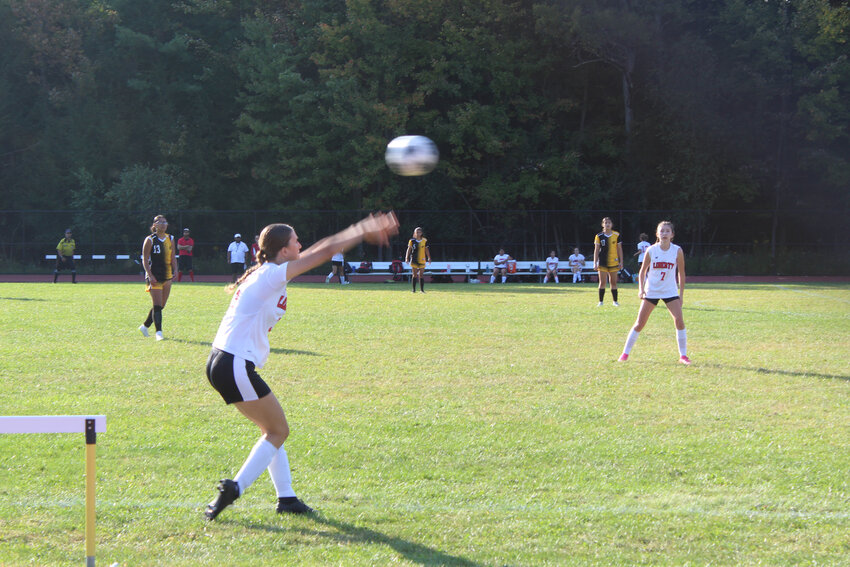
top-left (1, 1), bottom-right (848, 226)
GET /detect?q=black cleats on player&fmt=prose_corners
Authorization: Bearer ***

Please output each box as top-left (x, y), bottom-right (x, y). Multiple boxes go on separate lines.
top-left (205, 479), bottom-right (239, 521)
top-left (276, 496), bottom-right (314, 515)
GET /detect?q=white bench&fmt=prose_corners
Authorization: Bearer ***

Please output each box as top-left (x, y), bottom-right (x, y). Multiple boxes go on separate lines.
top-left (344, 260), bottom-right (609, 282)
top-left (45, 255), bottom-right (131, 261)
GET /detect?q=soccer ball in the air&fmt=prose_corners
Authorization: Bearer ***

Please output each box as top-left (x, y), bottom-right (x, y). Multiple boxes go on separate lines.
top-left (385, 135), bottom-right (439, 176)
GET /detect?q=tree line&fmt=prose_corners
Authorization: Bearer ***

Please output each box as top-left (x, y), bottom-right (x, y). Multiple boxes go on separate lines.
top-left (1, 0), bottom-right (848, 251)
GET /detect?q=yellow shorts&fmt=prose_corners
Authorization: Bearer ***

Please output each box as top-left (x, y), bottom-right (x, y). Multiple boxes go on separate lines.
top-left (145, 278), bottom-right (171, 292)
top-left (597, 266), bottom-right (620, 273)
top-left (410, 262), bottom-right (426, 270)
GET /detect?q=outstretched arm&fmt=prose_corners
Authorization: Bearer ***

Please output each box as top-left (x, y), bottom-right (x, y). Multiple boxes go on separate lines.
top-left (286, 212), bottom-right (399, 280)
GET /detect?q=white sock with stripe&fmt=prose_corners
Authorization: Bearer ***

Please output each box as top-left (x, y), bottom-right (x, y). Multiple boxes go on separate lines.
top-left (268, 445), bottom-right (296, 498)
top-left (234, 438), bottom-right (277, 496)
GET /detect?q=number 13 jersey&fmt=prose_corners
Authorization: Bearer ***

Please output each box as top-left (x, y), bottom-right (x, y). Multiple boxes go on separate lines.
top-left (645, 243), bottom-right (681, 299)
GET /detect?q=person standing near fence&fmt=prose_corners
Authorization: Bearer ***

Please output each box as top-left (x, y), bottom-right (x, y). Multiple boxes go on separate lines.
top-left (227, 234), bottom-right (250, 283)
top-left (618, 220), bottom-right (690, 365)
top-left (634, 232), bottom-right (650, 268)
top-left (325, 250), bottom-right (348, 284)
top-left (593, 217), bottom-right (623, 306)
top-left (53, 228), bottom-right (77, 283)
top-left (405, 227), bottom-right (431, 293)
top-left (139, 215), bottom-right (177, 341)
top-left (203, 212), bottom-right (399, 520)
top-left (177, 228), bottom-right (195, 282)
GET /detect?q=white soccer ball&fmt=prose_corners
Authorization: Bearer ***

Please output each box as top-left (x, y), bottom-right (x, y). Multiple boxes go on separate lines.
top-left (385, 135), bottom-right (439, 176)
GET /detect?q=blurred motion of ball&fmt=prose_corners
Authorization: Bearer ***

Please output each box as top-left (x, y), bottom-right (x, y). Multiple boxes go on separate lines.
top-left (385, 135), bottom-right (439, 176)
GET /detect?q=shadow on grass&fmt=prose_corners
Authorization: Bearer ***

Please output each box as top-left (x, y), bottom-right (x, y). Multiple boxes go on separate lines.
top-left (162, 337), bottom-right (323, 357)
top-left (0, 297), bottom-right (47, 301)
top-left (241, 513), bottom-right (482, 566)
top-left (699, 362), bottom-right (849, 381)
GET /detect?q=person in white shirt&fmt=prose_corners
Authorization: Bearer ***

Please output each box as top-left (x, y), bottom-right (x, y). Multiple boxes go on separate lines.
top-left (204, 212), bottom-right (399, 520)
top-left (491, 249), bottom-right (509, 283)
top-left (634, 233), bottom-right (651, 266)
top-left (325, 250), bottom-right (348, 284)
top-left (618, 221), bottom-right (690, 365)
top-left (227, 234), bottom-right (250, 283)
top-left (568, 247), bottom-right (585, 283)
top-left (543, 251), bottom-right (560, 283)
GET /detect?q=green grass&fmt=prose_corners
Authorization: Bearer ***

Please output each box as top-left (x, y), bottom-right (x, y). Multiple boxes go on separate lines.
top-left (0, 281), bottom-right (848, 566)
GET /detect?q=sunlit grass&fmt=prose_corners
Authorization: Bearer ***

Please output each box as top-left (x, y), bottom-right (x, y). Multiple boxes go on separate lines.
top-left (0, 281), bottom-right (848, 565)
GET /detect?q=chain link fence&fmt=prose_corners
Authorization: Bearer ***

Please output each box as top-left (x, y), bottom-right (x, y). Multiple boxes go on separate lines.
top-left (0, 208), bottom-right (845, 275)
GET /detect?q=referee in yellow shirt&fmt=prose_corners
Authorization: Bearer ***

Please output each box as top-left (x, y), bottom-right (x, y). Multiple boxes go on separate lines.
top-left (54, 228), bottom-right (77, 283)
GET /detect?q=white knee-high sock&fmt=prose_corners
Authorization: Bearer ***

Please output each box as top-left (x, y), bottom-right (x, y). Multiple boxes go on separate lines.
top-left (501, 276), bottom-right (506, 283)
top-left (676, 329), bottom-right (687, 356)
top-left (623, 329), bottom-right (640, 355)
top-left (555, 276), bottom-right (559, 283)
top-left (490, 275), bottom-right (495, 283)
top-left (268, 445), bottom-right (296, 498)
top-left (234, 438), bottom-right (278, 495)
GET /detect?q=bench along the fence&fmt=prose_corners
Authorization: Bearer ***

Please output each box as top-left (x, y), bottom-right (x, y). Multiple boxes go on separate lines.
top-left (347, 260), bottom-right (615, 282)
top-left (45, 255), bottom-right (132, 261)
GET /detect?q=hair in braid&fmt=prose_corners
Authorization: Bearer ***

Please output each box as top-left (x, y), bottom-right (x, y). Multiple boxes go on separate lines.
top-left (227, 223), bottom-right (294, 292)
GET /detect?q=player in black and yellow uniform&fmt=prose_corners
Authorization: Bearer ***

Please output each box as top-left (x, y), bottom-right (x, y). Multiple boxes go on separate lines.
top-left (54, 229), bottom-right (77, 283)
top-left (139, 215), bottom-right (177, 341)
top-left (405, 226), bottom-right (431, 293)
top-left (593, 217), bottom-right (624, 306)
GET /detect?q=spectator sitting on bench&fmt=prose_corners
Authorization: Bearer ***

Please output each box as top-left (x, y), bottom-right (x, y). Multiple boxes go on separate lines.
top-left (491, 248), bottom-right (509, 283)
top-left (569, 247), bottom-right (585, 284)
top-left (544, 250), bottom-right (560, 283)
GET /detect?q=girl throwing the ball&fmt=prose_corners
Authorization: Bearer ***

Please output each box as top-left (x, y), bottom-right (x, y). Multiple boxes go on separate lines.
top-left (618, 220), bottom-right (690, 365)
top-left (204, 212), bottom-right (399, 520)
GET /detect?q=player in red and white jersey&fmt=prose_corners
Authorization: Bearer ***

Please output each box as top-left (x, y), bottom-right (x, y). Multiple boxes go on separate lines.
top-left (203, 212), bottom-right (398, 521)
top-left (543, 251), bottom-right (560, 283)
top-left (618, 220), bottom-right (691, 365)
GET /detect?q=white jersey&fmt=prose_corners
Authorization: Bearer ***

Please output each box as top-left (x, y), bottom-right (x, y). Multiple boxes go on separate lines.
top-left (545, 256), bottom-right (559, 270)
top-left (331, 252), bottom-right (344, 262)
top-left (636, 240), bottom-right (651, 263)
top-left (568, 253), bottom-right (585, 268)
top-left (212, 262), bottom-right (289, 368)
top-left (493, 253), bottom-right (509, 267)
top-left (644, 243), bottom-right (681, 299)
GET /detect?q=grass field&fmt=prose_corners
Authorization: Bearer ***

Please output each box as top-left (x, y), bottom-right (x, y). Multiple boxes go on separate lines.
top-left (0, 281), bottom-right (848, 566)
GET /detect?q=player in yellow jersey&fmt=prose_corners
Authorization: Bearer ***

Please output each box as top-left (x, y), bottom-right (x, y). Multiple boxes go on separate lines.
top-left (593, 217), bottom-right (624, 306)
top-left (53, 228), bottom-right (77, 283)
top-left (139, 215), bottom-right (177, 341)
top-left (405, 227), bottom-right (431, 293)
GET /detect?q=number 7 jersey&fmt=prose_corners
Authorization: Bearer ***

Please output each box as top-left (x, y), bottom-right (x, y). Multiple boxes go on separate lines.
top-left (644, 242), bottom-right (681, 299)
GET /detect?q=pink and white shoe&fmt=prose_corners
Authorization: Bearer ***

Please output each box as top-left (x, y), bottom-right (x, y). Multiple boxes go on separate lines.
top-left (618, 353), bottom-right (629, 362)
top-left (679, 355), bottom-right (691, 366)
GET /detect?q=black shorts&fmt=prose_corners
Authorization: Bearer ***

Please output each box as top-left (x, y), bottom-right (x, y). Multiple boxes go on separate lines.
top-left (57, 256), bottom-right (75, 270)
top-left (331, 260), bottom-right (343, 268)
top-left (231, 262), bottom-right (245, 275)
top-left (206, 348), bottom-right (271, 404)
top-left (178, 255), bottom-right (193, 272)
top-left (644, 296), bottom-right (680, 305)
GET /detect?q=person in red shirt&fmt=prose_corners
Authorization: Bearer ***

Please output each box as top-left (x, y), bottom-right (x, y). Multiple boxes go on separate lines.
top-left (177, 227), bottom-right (195, 282)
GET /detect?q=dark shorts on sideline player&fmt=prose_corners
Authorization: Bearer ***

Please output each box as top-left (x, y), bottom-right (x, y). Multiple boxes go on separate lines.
top-left (644, 296), bottom-right (680, 305)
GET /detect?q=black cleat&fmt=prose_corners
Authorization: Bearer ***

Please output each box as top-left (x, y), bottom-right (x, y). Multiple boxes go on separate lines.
top-left (276, 496), bottom-right (314, 515)
top-left (205, 479), bottom-right (239, 521)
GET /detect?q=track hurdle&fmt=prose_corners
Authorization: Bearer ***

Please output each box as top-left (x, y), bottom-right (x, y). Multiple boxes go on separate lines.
top-left (0, 415), bottom-right (107, 567)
